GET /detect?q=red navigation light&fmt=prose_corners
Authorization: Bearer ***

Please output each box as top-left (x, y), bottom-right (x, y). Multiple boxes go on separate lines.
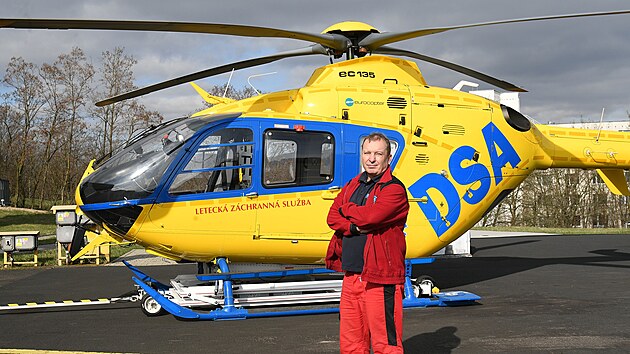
top-left (294, 124), bottom-right (305, 132)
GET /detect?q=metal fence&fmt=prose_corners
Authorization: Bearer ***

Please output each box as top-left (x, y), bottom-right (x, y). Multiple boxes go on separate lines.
top-left (0, 179), bottom-right (9, 206)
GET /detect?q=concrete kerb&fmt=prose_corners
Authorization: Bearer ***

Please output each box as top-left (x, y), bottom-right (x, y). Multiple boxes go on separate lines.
top-left (106, 248), bottom-right (178, 267)
top-left (470, 230), bottom-right (559, 238)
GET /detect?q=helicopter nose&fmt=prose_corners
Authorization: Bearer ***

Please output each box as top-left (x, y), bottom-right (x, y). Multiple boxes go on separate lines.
top-left (77, 175), bottom-right (145, 238)
top-left (80, 204), bottom-right (144, 238)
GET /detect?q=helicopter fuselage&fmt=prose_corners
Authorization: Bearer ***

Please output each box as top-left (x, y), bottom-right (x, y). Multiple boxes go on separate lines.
top-left (76, 56), bottom-right (630, 263)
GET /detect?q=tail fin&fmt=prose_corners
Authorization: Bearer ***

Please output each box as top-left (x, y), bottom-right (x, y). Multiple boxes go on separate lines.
top-left (596, 169), bottom-right (630, 196)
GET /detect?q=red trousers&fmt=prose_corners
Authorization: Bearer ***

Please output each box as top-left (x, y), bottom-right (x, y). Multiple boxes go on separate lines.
top-left (339, 273), bottom-right (404, 354)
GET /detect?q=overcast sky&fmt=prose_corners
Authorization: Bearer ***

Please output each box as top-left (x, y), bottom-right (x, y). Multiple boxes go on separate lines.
top-left (1, 0), bottom-right (629, 123)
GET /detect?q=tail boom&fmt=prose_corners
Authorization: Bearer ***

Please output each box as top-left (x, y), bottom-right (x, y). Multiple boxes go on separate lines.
top-left (534, 125), bottom-right (630, 195)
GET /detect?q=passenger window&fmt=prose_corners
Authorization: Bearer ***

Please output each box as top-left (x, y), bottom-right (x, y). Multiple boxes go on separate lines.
top-left (263, 129), bottom-right (334, 187)
top-left (264, 139), bottom-right (297, 184)
top-left (169, 128), bottom-right (253, 195)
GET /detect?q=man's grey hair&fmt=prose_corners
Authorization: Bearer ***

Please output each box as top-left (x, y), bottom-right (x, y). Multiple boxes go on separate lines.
top-left (362, 132), bottom-right (391, 156)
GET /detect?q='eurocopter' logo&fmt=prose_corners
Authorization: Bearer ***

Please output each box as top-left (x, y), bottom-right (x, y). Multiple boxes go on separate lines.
top-left (345, 98), bottom-right (354, 107)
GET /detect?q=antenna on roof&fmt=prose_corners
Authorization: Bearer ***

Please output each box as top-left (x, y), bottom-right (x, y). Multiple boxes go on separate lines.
top-left (223, 69), bottom-right (235, 98)
top-left (247, 72), bottom-right (277, 95)
top-left (596, 107), bottom-right (605, 143)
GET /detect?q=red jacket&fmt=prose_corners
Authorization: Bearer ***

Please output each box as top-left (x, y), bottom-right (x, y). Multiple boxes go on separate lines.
top-left (326, 166), bottom-right (409, 284)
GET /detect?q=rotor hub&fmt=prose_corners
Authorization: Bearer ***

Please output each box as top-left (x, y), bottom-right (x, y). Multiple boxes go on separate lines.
top-left (322, 21), bottom-right (380, 59)
top-left (321, 21), bottom-right (379, 35)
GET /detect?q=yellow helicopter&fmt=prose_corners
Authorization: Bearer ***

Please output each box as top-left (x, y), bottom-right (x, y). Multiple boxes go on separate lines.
top-left (2, 11), bottom-right (630, 266)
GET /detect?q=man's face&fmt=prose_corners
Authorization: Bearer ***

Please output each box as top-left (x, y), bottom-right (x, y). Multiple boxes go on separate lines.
top-left (361, 138), bottom-right (392, 179)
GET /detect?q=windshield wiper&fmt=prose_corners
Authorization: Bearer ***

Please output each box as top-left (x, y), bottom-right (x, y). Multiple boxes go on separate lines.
top-left (123, 117), bottom-right (187, 149)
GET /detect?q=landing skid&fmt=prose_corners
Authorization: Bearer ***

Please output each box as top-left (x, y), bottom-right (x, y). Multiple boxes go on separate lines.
top-left (124, 258), bottom-right (480, 321)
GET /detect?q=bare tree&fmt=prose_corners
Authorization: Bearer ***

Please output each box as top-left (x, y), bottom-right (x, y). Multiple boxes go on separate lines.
top-left (202, 83), bottom-right (258, 107)
top-left (37, 60), bottom-right (66, 207)
top-left (56, 48), bottom-right (95, 203)
top-left (3, 57), bottom-right (45, 207)
top-left (505, 183), bottom-right (523, 225)
top-left (124, 101), bottom-right (163, 141)
top-left (0, 102), bottom-right (17, 180)
top-left (91, 47), bottom-right (161, 158)
top-left (35, 48), bottom-right (95, 205)
top-left (91, 47), bottom-right (136, 157)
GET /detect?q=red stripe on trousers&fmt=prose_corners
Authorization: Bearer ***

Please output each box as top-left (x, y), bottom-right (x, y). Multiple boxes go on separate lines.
top-left (339, 273), bottom-right (404, 354)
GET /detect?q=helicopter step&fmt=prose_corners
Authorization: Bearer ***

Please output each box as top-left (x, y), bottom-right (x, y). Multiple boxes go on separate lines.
top-left (125, 258), bottom-right (480, 321)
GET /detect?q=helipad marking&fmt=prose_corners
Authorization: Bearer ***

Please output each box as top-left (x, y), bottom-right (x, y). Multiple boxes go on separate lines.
top-left (0, 298), bottom-right (112, 311)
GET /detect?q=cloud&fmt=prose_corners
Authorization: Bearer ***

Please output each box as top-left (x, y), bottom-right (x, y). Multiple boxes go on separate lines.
top-left (1, 0), bottom-right (629, 122)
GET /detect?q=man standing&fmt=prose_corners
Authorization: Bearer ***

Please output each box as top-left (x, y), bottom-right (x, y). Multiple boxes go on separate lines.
top-left (326, 132), bottom-right (409, 354)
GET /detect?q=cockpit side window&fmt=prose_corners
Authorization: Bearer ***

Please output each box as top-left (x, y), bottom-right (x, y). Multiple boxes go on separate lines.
top-left (168, 128), bottom-right (253, 195)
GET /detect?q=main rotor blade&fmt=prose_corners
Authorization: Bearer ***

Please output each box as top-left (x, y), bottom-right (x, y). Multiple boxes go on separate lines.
top-left (360, 10), bottom-right (630, 49)
top-left (373, 46), bottom-right (526, 92)
top-left (0, 18), bottom-right (349, 51)
top-left (95, 44), bottom-right (328, 106)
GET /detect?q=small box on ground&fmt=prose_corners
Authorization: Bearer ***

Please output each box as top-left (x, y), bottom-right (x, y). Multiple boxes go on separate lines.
top-left (14, 235), bottom-right (38, 251)
top-left (1, 231), bottom-right (40, 267)
top-left (1, 236), bottom-right (14, 252)
top-left (53, 206), bottom-right (77, 226)
top-left (1, 231), bottom-right (39, 252)
top-left (56, 225), bottom-right (76, 243)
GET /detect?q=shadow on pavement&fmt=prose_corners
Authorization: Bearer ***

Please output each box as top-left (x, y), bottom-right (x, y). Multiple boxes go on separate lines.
top-left (404, 326), bottom-right (461, 353)
top-left (414, 244), bottom-right (630, 289)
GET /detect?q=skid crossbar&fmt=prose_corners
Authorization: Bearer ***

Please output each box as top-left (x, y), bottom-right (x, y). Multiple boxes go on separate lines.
top-left (197, 267), bottom-right (339, 281)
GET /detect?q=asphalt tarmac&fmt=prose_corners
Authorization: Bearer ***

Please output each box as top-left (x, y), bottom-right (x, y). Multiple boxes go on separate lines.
top-left (1, 234), bottom-right (629, 353)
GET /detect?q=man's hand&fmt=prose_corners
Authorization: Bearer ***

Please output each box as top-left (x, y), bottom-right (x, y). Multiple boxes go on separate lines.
top-left (354, 225), bottom-right (375, 234)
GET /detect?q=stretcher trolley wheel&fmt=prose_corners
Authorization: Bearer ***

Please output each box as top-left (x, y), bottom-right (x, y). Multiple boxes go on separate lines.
top-left (141, 294), bottom-right (166, 316)
top-left (413, 275), bottom-right (436, 298)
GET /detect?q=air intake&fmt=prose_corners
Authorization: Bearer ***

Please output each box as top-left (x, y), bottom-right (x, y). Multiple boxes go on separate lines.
top-left (415, 154), bottom-right (429, 165)
top-left (387, 97), bottom-right (407, 109)
top-left (442, 124), bottom-right (465, 135)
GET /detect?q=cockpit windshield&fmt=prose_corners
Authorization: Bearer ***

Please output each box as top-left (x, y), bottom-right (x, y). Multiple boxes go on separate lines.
top-left (79, 115), bottom-right (226, 204)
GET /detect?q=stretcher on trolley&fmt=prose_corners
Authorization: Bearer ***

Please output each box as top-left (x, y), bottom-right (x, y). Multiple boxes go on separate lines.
top-left (126, 257), bottom-right (480, 321)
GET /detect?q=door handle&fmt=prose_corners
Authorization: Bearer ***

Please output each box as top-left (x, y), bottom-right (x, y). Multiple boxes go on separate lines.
top-left (322, 186), bottom-right (341, 200)
top-left (245, 192), bottom-right (258, 198)
top-left (409, 196), bottom-right (428, 203)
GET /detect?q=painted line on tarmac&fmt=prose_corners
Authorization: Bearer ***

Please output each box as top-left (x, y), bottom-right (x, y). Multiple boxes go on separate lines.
top-left (0, 298), bottom-right (111, 311)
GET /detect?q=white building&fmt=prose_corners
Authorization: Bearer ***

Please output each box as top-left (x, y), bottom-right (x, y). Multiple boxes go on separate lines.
top-left (552, 121), bottom-right (630, 132)
top-left (469, 90), bottom-right (521, 112)
top-left (453, 81), bottom-right (521, 112)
